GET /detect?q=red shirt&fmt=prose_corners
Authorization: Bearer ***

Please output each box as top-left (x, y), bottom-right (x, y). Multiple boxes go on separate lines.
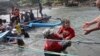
top-left (44, 34), bottom-right (63, 52)
top-left (44, 26), bottom-right (75, 52)
top-left (58, 26), bottom-right (75, 40)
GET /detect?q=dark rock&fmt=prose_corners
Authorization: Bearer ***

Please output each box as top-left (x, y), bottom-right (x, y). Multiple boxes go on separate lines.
top-left (0, 0), bottom-right (19, 15)
top-left (65, 1), bottom-right (79, 7)
top-left (0, 8), bottom-right (7, 15)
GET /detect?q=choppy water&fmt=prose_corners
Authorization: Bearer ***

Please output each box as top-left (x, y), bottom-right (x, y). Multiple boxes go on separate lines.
top-left (0, 7), bottom-right (100, 56)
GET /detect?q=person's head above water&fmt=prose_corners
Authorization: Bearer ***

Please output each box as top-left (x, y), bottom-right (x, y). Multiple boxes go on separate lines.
top-left (62, 19), bottom-right (70, 28)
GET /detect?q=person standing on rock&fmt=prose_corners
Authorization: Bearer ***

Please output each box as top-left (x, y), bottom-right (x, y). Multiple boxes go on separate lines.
top-left (38, 0), bottom-right (43, 17)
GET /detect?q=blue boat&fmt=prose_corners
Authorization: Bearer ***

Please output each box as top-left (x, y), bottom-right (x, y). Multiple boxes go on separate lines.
top-left (22, 16), bottom-right (52, 30)
top-left (0, 31), bottom-right (9, 42)
top-left (30, 16), bottom-right (52, 23)
top-left (28, 20), bottom-right (61, 27)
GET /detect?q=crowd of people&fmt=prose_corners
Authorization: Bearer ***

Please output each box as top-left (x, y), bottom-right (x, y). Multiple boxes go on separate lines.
top-left (0, 1), bottom-right (45, 47)
top-left (10, 7), bottom-right (36, 26)
top-left (0, 7), bottom-right (32, 46)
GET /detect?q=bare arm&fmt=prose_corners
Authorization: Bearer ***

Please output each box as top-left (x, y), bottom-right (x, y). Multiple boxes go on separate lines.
top-left (88, 16), bottom-right (100, 25)
top-left (83, 16), bottom-right (100, 29)
top-left (84, 22), bottom-right (100, 35)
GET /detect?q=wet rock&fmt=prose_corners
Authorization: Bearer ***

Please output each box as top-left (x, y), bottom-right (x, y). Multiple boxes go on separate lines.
top-left (64, 0), bottom-right (79, 7)
top-left (67, 2), bottom-right (79, 7)
top-left (0, 8), bottom-right (7, 15)
top-left (0, 0), bottom-right (19, 15)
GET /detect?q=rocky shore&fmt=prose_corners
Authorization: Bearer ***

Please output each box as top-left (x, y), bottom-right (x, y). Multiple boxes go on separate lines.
top-left (0, 0), bottom-right (96, 15)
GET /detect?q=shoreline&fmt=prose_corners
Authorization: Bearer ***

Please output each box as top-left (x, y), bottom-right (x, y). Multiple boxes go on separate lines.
top-left (0, 5), bottom-right (96, 15)
top-left (19, 5), bottom-right (96, 11)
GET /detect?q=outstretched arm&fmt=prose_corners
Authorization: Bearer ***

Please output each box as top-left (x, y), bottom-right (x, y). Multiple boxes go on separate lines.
top-left (84, 22), bottom-right (100, 35)
top-left (88, 16), bottom-right (100, 25)
top-left (83, 16), bottom-right (100, 29)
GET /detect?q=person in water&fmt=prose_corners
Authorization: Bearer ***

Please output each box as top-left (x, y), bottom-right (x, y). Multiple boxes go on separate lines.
top-left (56, 19), bottom-right (75, 40)
top-left (2, 19), bottom-right (8, 30)
top-left (8, 20), bottom-right (26, 46)
top-left (24, 12), bottom-right (30, 23)
top-left (20, 13), bottom-right (25, 24)
top-left (21, 28), bottom-right (30, 38)
top-left (15, 20), bottom-right (30, 38)
top-left (10, 6), bottom-right (16, 25)
top-left (20, 13), bottom-right (29, 26)
top-left (14, 20), bottom-right (22, 35)
top-left (83, 0), bottom-right (100, 35)
top-left (29, 9), bottom-right (35, 21)
top-left (10, 7), bottom-right (20, 26)
top-left (14, 8), bottom-right (20, 22)
top-left (0, 19), bottom-right (4, 32)
top-left (44, 19), bottom-right (75, 56)
top-left (0, 19), bottom-right (11, 31)
top-left (9, 28), bottom-right (25, 46)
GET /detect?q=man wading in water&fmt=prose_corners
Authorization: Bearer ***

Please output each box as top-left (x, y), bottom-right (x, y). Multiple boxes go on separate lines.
top-left (83, 0), bottom-right (100, 35)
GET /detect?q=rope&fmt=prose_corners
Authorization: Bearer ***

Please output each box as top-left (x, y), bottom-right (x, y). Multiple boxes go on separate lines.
top-left (42, 39), bottom-right (100, 44)
top-left (0, 43), bottom-right (77, 56)
top-left (17, 46), bottom-right (78, 56)
top-left (6, 35), bottom-right (100, 45)
top-left (42, 27), bottom-right (100, 45)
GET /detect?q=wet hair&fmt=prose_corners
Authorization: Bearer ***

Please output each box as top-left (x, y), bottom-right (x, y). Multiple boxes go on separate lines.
top-left (62, 19), bottom-right (70, 24)
top-left (17, 39), bottom-right (25, 46)
top-left (43, 30), bottom-right (54, 39)
top-left (21, 28), bottom-right (30, 38)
